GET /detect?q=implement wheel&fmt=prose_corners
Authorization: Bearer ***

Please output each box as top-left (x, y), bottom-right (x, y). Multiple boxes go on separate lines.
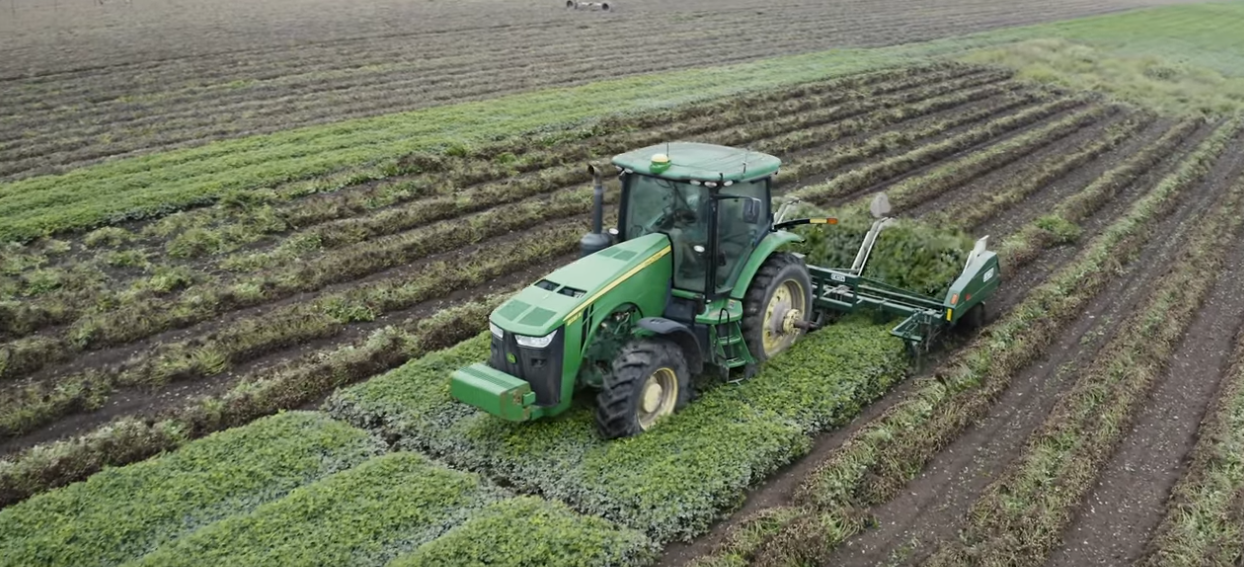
top-left (742, 252), bottom-right (813, 362)
top-left (595, 339), bottom-right (691, 439)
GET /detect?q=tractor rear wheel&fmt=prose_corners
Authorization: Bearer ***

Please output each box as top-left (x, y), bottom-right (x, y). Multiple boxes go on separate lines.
top-left (742, 252), bottom-right (813, 362)
top-left (595, 339), bottom-right (691, 439)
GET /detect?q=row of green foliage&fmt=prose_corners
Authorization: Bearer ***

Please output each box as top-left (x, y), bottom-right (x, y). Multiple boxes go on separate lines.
top-left (0, 70), bottom-right (1012, 361)
top-left (688, 115), bottom-right (1240, 567)
top-left (0, 290), bottom-right (513, 508)
top-left (1142, 317), bottom-right (1244, 567)
top-left (326, 314), bottom-right (908, 545)
top-left (0, 411), bottom-right (384, 567)
top-left (126, 451), bottom-right (655, 567)
top-left (926, 140), bottom-right (1244, 567)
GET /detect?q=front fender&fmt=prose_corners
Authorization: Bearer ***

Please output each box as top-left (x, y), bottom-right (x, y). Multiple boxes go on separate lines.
top-left (729, 231), bottom-right (804, 300)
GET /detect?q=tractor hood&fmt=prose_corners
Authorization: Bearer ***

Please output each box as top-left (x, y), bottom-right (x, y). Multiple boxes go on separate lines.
top-left (490, 233), bottom-right (672, 337)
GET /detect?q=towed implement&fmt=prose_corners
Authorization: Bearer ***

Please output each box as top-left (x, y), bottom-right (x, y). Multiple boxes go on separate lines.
top-left (451, 142), bottom-right (1000, 438)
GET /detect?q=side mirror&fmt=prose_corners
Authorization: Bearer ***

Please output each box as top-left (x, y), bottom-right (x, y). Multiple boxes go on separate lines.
top-left (743, 198), bottom-right (762, 224)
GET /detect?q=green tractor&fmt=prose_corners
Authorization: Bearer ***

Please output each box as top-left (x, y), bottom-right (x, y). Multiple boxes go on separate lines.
top-left (450, 142), bottom-right (999, 438)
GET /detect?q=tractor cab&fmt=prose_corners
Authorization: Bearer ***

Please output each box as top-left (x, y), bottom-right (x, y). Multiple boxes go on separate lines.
top-left (609, 142), bottom-right (780, 299)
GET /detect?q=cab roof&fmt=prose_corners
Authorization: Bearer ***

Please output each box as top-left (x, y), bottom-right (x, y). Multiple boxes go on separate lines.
top-left (611, 142), bottom-right (781, 183)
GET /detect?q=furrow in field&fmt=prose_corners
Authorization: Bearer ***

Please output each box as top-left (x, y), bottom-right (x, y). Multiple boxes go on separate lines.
top-left (1048, 186), bottom-right (1244, 567)
top-left (679, 117), bottom-right (1238, 567)
top-left (1138, 299), bottom-right (1244, 567)
top-left (922, 128), bottom-right (1244, 567)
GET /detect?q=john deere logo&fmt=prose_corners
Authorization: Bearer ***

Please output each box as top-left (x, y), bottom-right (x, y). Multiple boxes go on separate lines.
top-left (506, 352), bottom-right (518, 364)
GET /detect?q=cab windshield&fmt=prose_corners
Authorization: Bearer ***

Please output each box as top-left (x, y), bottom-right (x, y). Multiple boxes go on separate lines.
top-left (622, 174), bottom-right (711, 292)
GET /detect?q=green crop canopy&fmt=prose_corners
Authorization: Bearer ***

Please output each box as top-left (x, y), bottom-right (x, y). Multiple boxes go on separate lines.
top-left (611, 142), bottom-right (781, 182)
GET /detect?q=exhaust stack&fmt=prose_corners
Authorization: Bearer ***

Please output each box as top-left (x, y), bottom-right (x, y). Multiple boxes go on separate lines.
top-left (579, 164), bottom-right (612, 257)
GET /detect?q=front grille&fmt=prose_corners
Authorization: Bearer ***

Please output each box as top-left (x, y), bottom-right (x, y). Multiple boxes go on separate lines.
top-left (488, 329), bottom-right (565, 407)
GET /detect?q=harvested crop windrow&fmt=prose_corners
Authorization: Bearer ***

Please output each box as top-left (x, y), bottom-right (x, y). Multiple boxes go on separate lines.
top-left (326, 316), bottom-right (908, 545)
top-left (691, 117), bottom-right (1242, 567)
top-left (388, 496), bottom-right (658, 567)
top-left (997, 116), bottom-right (1205, 269)
top-left (134, 68), bottom-right (997, 259)
top-left (0, 289), bottom-right (514, 508)
top-left (127, 452), bottom-right (509, 567)
top-left (214, 82), bottom-right (1028, 272)
top-left (927, 112), bottom-right (1166, 231)
top-left (1142, 318), bottom-right (1244, 567)
top-left (785, 96), bottom-right (1095, 205)
top-left (0, 411), bottom-right (383, 567)
top-left (869, 104), bottom-right (1138, 213)
top-left (923, 130), bottom-right (1244, 567)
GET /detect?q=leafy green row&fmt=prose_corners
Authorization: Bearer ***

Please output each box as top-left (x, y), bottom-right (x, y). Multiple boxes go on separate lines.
top-left (0, 411), bottom-right (384, 567)
top-left (0, 290), bottom-right (513, 508)
top-left (326, 314), bottom-right (908, 545)
top-left (688, 115), bottom-right (1239, 567)
top-left (389, 496), bottom-right (657, 567)
top-left (925, 132), bottom-right (1244, 567)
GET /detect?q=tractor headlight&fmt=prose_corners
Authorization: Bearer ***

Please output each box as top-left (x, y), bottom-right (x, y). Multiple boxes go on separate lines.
top-left (489, 321), bottom-right (503, 338)
top-left (515, 329), bottom-right (557, 349)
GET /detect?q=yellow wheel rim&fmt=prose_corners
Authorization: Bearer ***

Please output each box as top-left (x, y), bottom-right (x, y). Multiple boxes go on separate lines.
top-left (761, 279), bottom-right (807, 356)
top-left (637, 367), bottom-right (678, 430)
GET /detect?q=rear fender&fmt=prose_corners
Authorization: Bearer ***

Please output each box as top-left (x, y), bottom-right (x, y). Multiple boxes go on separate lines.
top-left (729, 231), bottom-right (804, 300)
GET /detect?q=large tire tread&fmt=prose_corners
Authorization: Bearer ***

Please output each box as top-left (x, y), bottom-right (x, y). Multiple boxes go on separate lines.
top-left (594, 339), bottom-right (689, 439)
top-left (740, 252), bottom-right (813, 362)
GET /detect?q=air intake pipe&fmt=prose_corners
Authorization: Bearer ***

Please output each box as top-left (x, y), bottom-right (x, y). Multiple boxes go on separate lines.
top-left (579, 164), bottom-right (611, 257)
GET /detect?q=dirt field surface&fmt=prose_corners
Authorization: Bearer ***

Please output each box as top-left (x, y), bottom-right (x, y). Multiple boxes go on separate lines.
top-left (0, 0), bottom-right (1194, 179)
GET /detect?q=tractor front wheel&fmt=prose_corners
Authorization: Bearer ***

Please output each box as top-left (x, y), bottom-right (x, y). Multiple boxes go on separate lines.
top-left (742, 252), bottom-right (813, 362)
top-left (595, 339), bottom-right (691, 439)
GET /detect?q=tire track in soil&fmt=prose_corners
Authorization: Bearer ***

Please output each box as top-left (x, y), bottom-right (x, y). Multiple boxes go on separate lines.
top-left (1046, 179), bottom-right (1244, 566)
top-left (818, 128), bottom-right (1243, 567)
